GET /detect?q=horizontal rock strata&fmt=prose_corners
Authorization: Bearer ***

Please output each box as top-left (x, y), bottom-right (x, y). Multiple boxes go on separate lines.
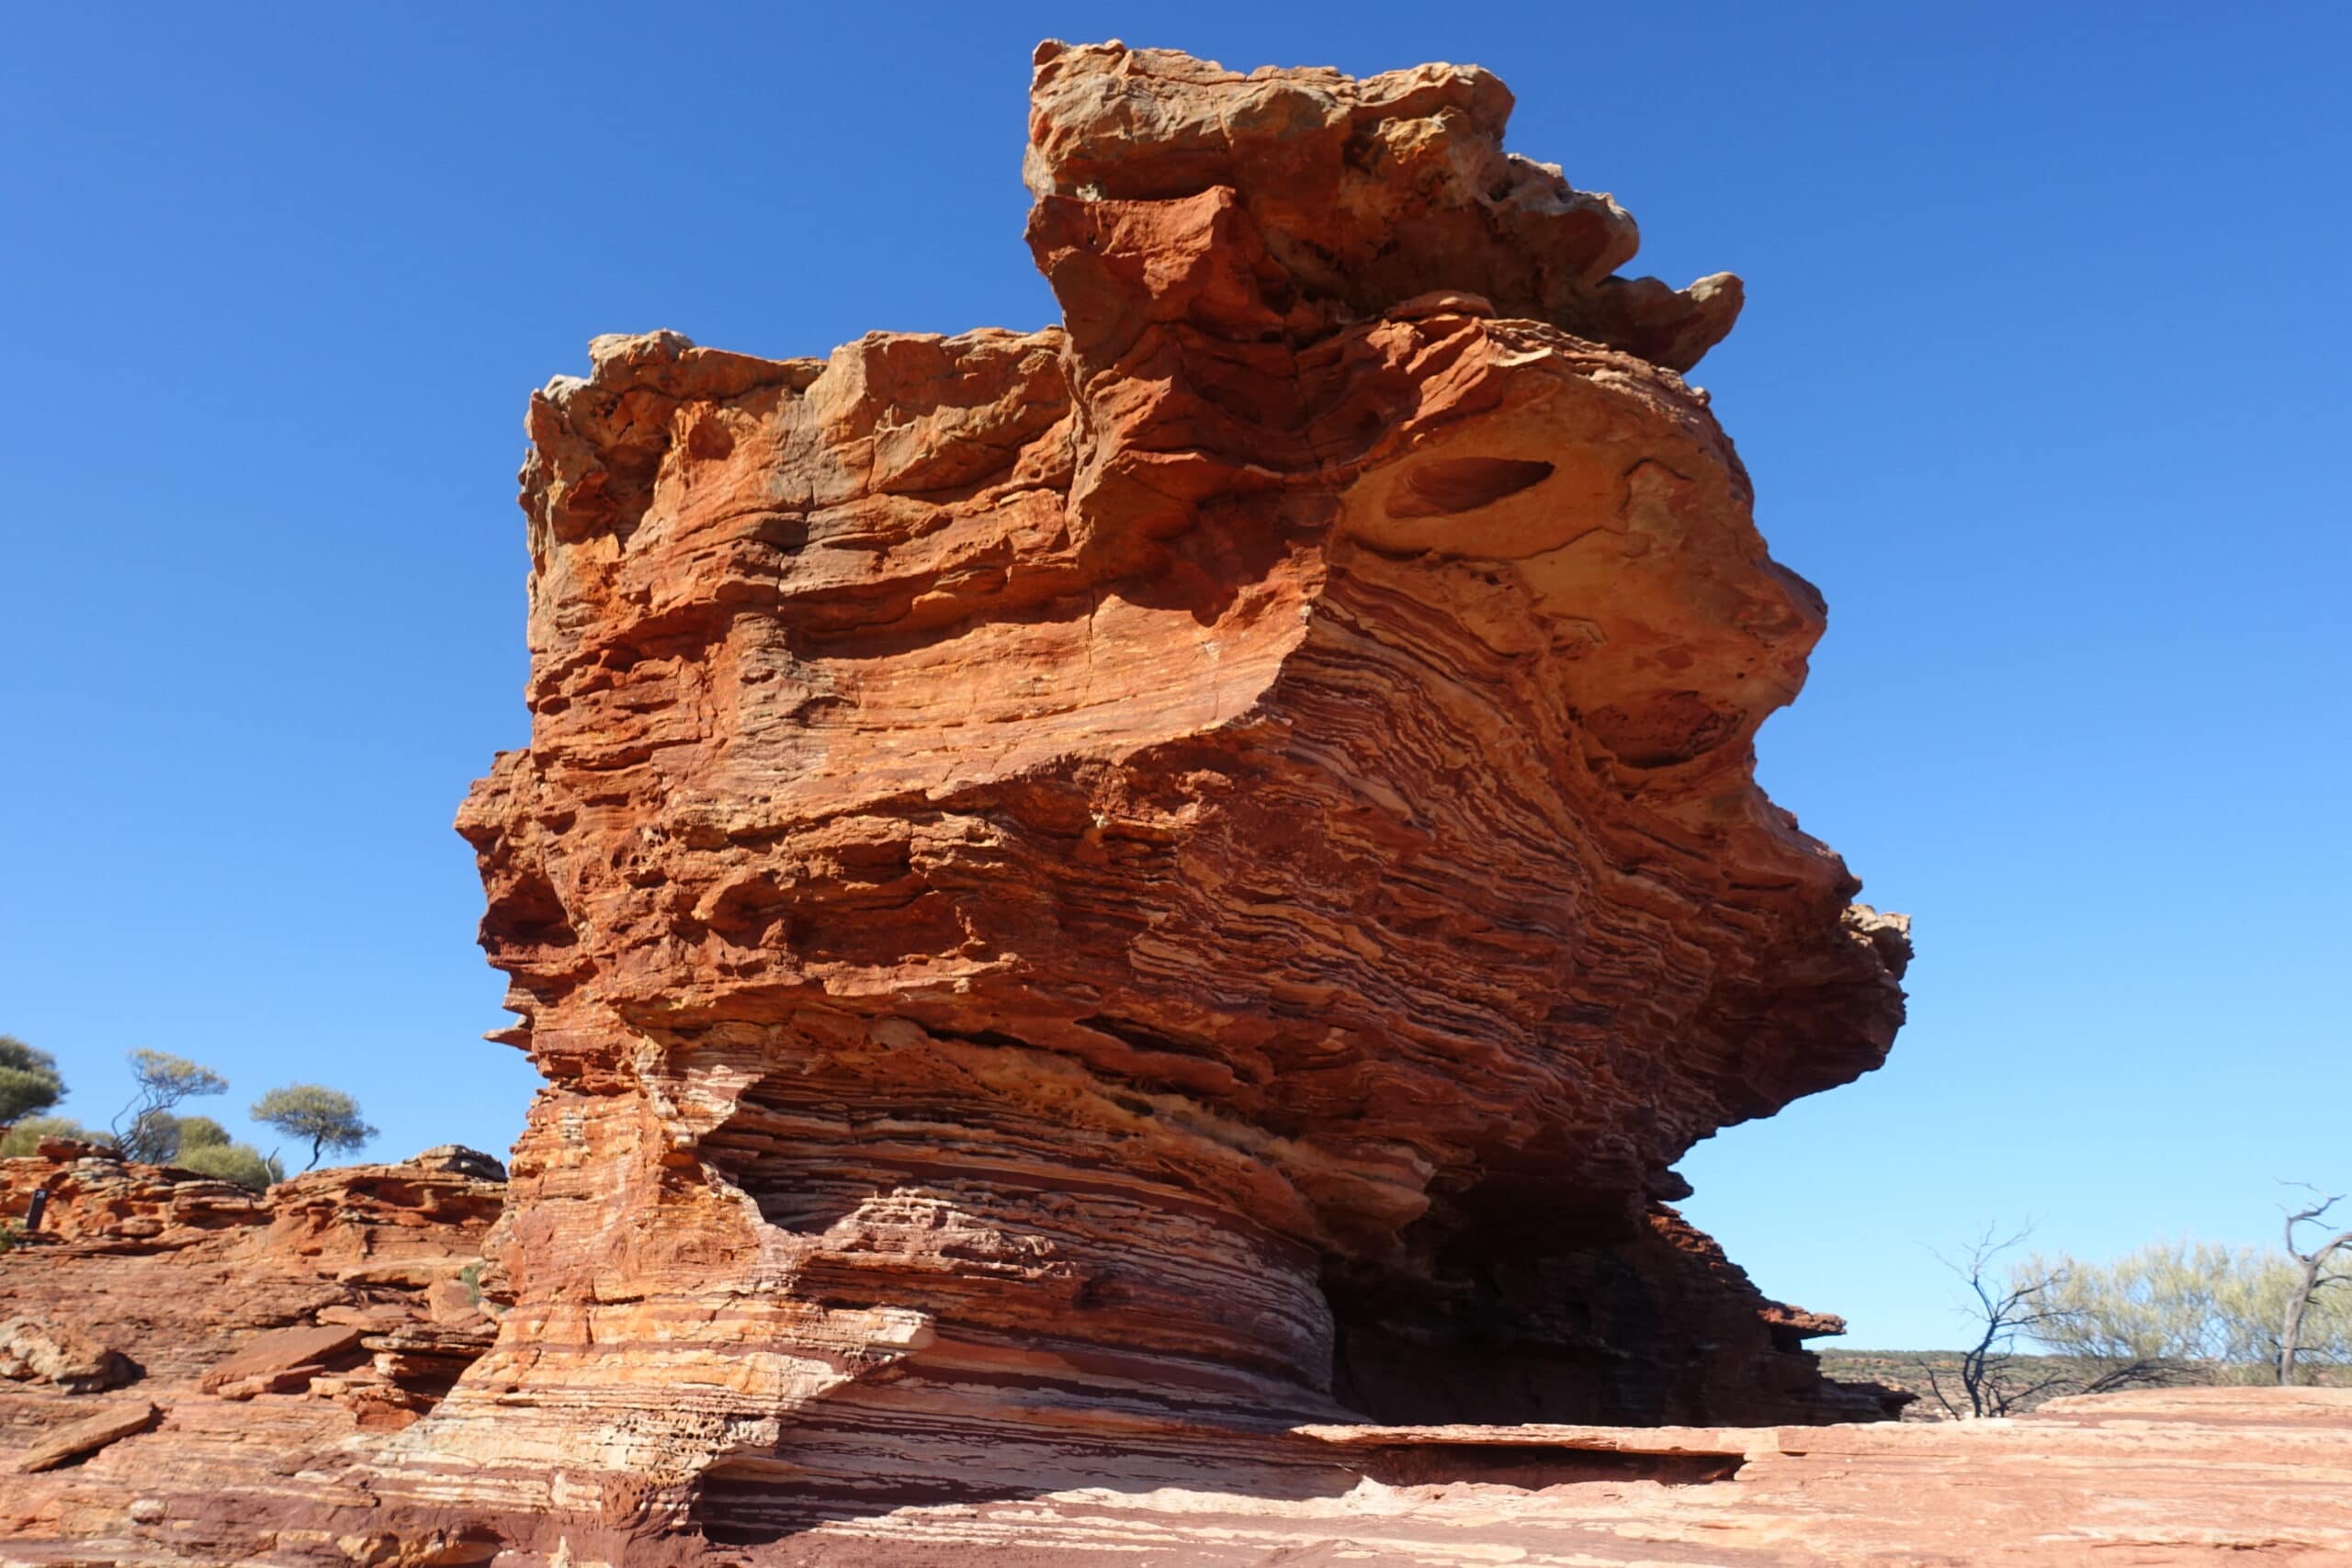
top-left (0, 39), bottom-right (1917, 1566)
top-left (4, 1211), bottom-right (2344, 1568)
top-left (380, 38), bottom-right (1912, 1556)
top-left (0, 1146), bottom-right (506, 1555)
top-left (662, 1388), bottom-right (2352, 1564)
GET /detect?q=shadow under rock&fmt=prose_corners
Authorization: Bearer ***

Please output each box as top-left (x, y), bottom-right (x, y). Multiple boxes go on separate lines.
top-left (686, 1424), bottom-right (1742, 1550)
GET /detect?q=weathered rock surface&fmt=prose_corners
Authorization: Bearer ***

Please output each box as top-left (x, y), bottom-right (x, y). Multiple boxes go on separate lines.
top-left (4, 1276), bottom-right (2347, 1568)
top-left (1024, 41), bottom-right (1747, 370)
top-left (197, 1324), bottom-right (367, 1396)
top-left (0, 38), bottom-right (1970, 1566)
top-left (664, 1387), bottom-right (2352, 1563)
top-left (379, 36), bottom-right (1906, 1552)
top-left (1, 1161), bottom-right (2342, 1562)
top-left (2, 1139), bottom-right (271, 1252)
top-left (0, 1314), bottom-right (136, 1394)
top-left (12, 1401), bottom-right (156, 1475)
top-left (0, 1145), bottom-right (504, 1546)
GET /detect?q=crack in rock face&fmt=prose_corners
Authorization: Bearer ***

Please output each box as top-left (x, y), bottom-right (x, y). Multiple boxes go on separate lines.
top-left (403, 39), bottom-right (1911, 1550)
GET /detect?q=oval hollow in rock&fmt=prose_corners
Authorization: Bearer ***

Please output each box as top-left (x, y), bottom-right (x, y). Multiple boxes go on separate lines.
top-left (1385, 457), bottom-right (1557, 518)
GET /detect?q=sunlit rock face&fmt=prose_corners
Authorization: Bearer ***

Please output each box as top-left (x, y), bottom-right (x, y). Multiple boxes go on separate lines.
top-left (416, 39), bottom-right (1908, 1549)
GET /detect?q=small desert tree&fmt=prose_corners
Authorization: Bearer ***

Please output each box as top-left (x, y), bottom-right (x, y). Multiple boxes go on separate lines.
top-left (251, 1084), bottom-right (376, 1171)
top-left (1928, 1228), bottom-right (2077, 1417)
top-left (2279, 1188), bottom-right (2352, 1386)
top-left (0, 1035), bottom-right (66, 1122)
top-left (111, 1051), bottom-right (229, 1163)
top-left (1928, 1226), bottom-right (2175, 1418)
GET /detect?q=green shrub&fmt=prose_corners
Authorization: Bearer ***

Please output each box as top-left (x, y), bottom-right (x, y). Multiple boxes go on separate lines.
top-left (169, 1114), bottom-right (230, 1152)
top-left (458, 1259), bottom-right (505, 1317)
top-left (171, 1142), bottom-right (284, 1192)
top-left (0, 1116), bottom-right (109, 1157)
top-left (2026, 1237), bottom-right (2352, 1382)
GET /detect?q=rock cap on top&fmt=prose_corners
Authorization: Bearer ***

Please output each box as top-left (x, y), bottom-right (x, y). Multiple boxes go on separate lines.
top-left (1027, 39), bottom-right (1741, 369)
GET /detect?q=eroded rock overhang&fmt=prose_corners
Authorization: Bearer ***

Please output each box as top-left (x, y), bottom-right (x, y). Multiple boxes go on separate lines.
top-left (420, 38), bottom-right (1911, 1539)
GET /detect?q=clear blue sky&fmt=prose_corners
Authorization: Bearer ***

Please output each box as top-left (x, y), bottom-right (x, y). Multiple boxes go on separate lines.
top-left (3, 4), bottom-right (2344, 1348)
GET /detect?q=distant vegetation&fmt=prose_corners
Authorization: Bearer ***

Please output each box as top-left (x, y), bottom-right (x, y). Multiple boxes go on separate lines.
top-left (111, 1049), bottom-right (229, 1162)
top-left (1, 1032), bottom-right (104, 1156)
top-left (104, 1050), bottom-right (286, 1191)
top-left (1880, 1217), bottom-right (2352, 1417)
top-left (0, 1115), bottom-right (99, 1157)
top-left (0, 1039), bottom-right (372, 1194)
top-left (138, 1111), bottom-right (286, 1188)
top-left (2029, 1234), bottom-right (2350, 1385)
top-left (1826, 1348), bottom-right (2352, 1418)
top-left (171, 1140), bottom-right (287, 1190)
top-left (251, 1084), bottom-right (378, 1171)
top-left (0, 1035), bottom-right (66, 1122)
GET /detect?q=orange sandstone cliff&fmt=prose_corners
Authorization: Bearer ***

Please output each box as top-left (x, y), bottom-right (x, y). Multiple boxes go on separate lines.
top-left (6, 43), bottom-right (2349, 1568)
top-left (423, 37), bottom-right (1910, 1542)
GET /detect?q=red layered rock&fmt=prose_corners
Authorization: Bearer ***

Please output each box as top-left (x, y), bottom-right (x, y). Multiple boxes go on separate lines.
top-left (0, 40), bottom-right (1928, 1565)
top-left (6, 1171), bottom-right (2346, 1568)
top-left (376, 38), bottom-right (1911, 1551)
top-left (2, 1139), bottom-right (271, 1251)
top-left (0, 1146), bottom-right (504, 1555)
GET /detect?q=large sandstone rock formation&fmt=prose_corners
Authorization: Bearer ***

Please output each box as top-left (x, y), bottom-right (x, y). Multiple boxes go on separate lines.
top-left (416, 38), bottom-right (1909, 1547)
top-left (5, 42), bottom-right (2347, 1568)
top-left (0, 41), bottom-right (1956, 1567)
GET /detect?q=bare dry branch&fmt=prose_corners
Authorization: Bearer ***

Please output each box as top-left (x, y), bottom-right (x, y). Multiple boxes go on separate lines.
top-left (2278, 1183), bottom-right (2351, 1385)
